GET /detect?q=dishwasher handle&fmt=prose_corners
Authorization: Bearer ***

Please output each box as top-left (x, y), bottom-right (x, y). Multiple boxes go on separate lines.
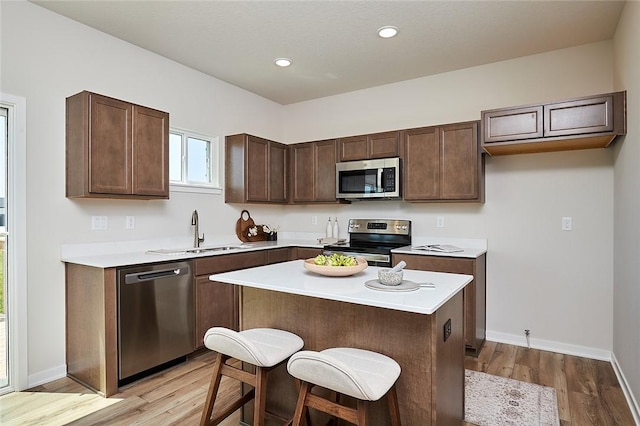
top-left (124, 266), bottom-right (190, 284)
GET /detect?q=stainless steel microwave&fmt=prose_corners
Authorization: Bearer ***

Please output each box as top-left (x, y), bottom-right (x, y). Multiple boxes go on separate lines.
top-left (335, 157), bottom-right (401, 199)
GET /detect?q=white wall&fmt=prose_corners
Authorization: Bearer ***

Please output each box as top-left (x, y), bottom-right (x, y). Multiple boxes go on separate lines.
top-left (613, 0), bottom-right (640, 419)
top-left (282, 42), bottom-right (616, 359)
top-left (0, 1), bottom-right (287, 384)
top-left (0, 0), bottom-right (624, 388)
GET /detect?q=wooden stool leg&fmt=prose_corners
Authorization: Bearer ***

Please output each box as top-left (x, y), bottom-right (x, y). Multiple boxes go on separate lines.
top-left (200, 353), bottom-right (227, 426)
top-left (292, 381), bottom-right (311, 426)
top-left (356, 399), bottom-right (367, 426)
top-left (387, 386), bottom-right (401, 426)
top-left (253, 366), bottom-right (269, 426)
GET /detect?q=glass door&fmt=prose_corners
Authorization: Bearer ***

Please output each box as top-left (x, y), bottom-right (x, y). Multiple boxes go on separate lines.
top-left (0, 107), bottom-right (7, 390)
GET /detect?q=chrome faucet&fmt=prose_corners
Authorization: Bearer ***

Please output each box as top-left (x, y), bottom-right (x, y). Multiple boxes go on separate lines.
top-left (191, 210), bottom-right (205, 248)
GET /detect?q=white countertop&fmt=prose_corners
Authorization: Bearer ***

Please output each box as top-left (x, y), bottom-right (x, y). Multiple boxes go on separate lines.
top-left (60, 235), bottom-right (487, 268)
top-left (210, 260), bottom-right (473, 315)
top-left (60, 239), bottom-right (324, 268)
top-left (392, 245), bottom-right (486, 259)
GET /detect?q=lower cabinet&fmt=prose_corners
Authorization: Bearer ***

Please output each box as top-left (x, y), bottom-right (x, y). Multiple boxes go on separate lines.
top-left (392, 253), bottom-right (486, 355)
top-left (65, 246), bottom-right (321, 396)
top-left (292, 247), bottom-right (323, 260)
top-left (194, 251), bottom-right (266, 348)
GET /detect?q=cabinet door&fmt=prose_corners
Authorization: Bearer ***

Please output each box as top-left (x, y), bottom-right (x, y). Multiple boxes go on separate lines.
top-left (338, 135), bottom-right (368, 161)
top-left (369, 131), bottom-right (400, 159)
top-left (266, 248), bottom-right (291, 264)
top-left (392, 254), bottom-right (478, 349)
top-left (291, 143), bottom-right (315, 202)
top-left (440, 122), bottom-right (481, 200)
top-left (293, 247), bottom-right (323, 260)
top-left (246, 136), bottom-right (269, 202)
top-left (132, 106), bottom-right (169, 197)
top-left (403, 127), bottom-right (439, 200)
top-left (269, 142), bottom-right (287, 202)
top-left (314, 140), bottom-right (337, 201)
top-left (89, 94), bottom-right (132, 195)
top-left (195, 277), bottom-right (238, 348)
top-left (544, 95), bottom-right (614, 137)
top-left (482, 105), bottom-right (543, 143)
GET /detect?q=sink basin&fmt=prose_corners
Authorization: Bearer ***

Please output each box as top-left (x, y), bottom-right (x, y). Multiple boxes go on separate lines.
top-left (147, 245), bottom-right (247, 255)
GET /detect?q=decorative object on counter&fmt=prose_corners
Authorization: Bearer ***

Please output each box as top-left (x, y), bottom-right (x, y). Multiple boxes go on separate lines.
top-left (303, 257), bottom-right (368, 277)
top-left (263, 224), bottom-right (280, 241)
top-left (365, 279), bottom-right (435, 292)
top-left (326, 216), bottom-right (333, 238)
top-left (235, 209), bottom-right (267, 242)
top-left (414, 244), bottom-right (463, 253)
top-left (377, 260), bottom-right (406, 285)
top-left (332, 217), bottom-right (339, 238)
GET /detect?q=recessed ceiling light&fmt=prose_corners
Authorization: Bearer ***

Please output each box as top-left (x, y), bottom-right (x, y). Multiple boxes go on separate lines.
top-left (377, 26), bottom-right (398, 38)
top-left (274, 58), bottom-right (292, 67)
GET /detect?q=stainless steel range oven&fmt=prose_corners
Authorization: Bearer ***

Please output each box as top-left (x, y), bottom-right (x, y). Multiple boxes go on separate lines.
top-left (323, 219), bottom-right (411, 267)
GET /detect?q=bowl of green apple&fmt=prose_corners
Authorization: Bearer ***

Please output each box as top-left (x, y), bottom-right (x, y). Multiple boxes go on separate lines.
top-left (303, 253), bottom-right (368, 277)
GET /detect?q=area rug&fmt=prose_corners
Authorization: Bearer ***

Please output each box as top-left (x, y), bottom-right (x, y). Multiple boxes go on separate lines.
top-left (465, 370), bottom-right (560, 425)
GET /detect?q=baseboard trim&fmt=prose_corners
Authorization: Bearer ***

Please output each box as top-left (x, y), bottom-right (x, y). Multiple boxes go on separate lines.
top-left (28, 365), bottom-right (67, 389)
top-left (611, 352), bottom-right (640, 425)
top-left (486, 330), bottom-right (611, 361)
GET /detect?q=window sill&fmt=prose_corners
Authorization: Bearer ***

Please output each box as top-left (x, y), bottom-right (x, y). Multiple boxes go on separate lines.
top-left (170, 183), bottom-right (222, 195)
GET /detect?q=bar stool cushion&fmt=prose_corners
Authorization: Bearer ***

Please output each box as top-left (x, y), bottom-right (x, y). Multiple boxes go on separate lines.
top-left (287, 347), bottom-right (401, 401)
top-left (203, 327), bottom-right (304, 368)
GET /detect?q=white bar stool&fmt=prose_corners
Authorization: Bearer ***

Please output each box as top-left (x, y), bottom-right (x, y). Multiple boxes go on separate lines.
top-left (200, 327), bottom-right (304, 426)
top-left (287, 347), bottom-right (402, 426)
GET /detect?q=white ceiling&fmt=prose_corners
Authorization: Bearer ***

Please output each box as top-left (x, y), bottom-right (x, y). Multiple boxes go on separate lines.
top-left (31, 0), bottom-right (626, 105)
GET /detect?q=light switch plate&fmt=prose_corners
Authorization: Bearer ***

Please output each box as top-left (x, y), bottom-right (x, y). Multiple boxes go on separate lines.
top-left (561, 217), bottom-right (572, 231)
top-left (91, 216), bottom-right (108, 230)
top-left (126, 216), bottom-right (135, 230)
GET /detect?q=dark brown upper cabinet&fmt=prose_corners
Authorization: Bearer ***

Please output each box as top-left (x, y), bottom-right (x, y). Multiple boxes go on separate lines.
top-left (337, 131), bottom-right (400, 161)
top-left (482, 91), bottom-right (626, 155)
top-left (403, 121), bottom-right (484, 202)
top-left (290, 139), bottom-right (339, 203)
top-left (225, 134), bottom-right (287, 204)
top-left (66, 91), bottom-right (169, 199)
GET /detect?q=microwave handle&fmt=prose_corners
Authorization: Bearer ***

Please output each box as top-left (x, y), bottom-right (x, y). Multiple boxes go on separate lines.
top-left (377, 168), bottom-right (383, 192)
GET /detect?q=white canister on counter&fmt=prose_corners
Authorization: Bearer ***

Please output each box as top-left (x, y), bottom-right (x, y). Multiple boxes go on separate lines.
top-left (332, 218), bottom-right (339, 238)
top-left (326, 217), bottom-right (333, 238)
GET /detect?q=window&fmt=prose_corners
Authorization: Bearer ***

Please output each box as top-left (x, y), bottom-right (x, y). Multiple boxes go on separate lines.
top-left (169, 129), bottom-right (221, 194)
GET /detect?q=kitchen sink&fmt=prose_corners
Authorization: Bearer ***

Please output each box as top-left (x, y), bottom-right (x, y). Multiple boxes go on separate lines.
top-left (147, 245), bottom-right (248, 255)
top-left (187, 246), bottom-right (244, 254)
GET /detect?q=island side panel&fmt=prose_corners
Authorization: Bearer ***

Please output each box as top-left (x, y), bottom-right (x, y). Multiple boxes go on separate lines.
top-left (433, 290), bottom-right (465, 425)
top-left (241, 287), bottom-right (437, 426)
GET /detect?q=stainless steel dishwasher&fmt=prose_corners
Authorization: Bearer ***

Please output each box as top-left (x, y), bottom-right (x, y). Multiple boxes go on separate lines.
top-left (117, 261), bottom-right (195, 384)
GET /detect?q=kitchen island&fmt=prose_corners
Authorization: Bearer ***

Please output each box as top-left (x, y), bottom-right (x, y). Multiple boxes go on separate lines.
top-left (210, 260), bottom-right (473, 426)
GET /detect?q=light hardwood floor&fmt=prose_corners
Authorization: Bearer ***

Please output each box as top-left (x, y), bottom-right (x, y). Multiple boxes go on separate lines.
top-left (464, 341), bottom-right (636, 426)
top-left (1, 342), bottom-right (636, 425)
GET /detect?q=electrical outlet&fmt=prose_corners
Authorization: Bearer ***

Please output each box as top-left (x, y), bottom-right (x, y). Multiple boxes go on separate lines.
top-left (443, 318), bottom-right (452, 342)
top-left (561, 217), bottom-right (572, 231)
top-left (436, 216), bottom-right (445, 228)
top-left (312, 215), bottom-right (318, 225)
top-left (126, 216), bottom-right (135, 230)
top-left (91, 216), bottom-right (108, 231)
